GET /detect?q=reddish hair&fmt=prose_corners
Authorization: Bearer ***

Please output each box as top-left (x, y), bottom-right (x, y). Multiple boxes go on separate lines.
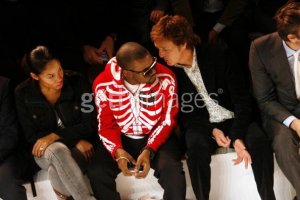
top-left (151, 15), bottom-right (200, 49)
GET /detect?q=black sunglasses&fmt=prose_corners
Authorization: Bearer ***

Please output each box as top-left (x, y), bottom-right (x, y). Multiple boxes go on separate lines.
top-left (125, 57), bottom-right (157, 77)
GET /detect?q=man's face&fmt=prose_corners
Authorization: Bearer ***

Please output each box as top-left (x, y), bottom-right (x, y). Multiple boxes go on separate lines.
top-left (293, 35), bottom-right (300, 49)
top-left (123, 55), bottom-right (157, 84)
top-left (154, 38), bottom-right (186, 66)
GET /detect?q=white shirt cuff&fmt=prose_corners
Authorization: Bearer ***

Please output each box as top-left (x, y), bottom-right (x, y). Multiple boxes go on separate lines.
top-left (283, 116), bottom-right (297, 127)
top-left (213, 23), bottom-right (226, 33)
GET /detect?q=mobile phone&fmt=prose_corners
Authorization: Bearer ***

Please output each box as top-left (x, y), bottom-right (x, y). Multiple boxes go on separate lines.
top-left (98, 51), bottom-right (109, 62)
top-left (127, 162), bottom-right (143, 172)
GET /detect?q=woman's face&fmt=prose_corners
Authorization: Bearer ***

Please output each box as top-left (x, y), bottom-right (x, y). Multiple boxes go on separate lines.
top-left (34, 59), bottom-right (64, 91)
top-left (154, 38), bottom-right (186, 66)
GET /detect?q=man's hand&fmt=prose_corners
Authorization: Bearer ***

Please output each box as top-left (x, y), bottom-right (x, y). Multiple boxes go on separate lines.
top-left (98, 35), bottom-right (115, 58)
top-left (115, 148), bottom-right (136, 176)
top-left (232, 139), bottom-right (252, 169)
top-left (290, 118), bottom-right (300, 137)
top-left (32, 133), bottom-right (61, 157)
top-left (75, 140), bottom-right (94, 161)
top-left (134, 149), bottom-right (151, 179)
top-left (208, 29), bottom-right (219, 44)
top-left (83, 45), bottom-right (103, 65)
top-left (212, 128), bottom-right (231, 147)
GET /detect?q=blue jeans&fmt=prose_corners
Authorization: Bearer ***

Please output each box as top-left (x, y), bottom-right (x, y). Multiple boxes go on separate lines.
top-left (35, 142), bottom-right (95, 200)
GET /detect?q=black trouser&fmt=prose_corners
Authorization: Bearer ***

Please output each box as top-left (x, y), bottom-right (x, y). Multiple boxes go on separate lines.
top-left (185, 119), bottom-right (275, 200)
top-left (0, 154), bottom-right (28, 200)
top-left (265, 118), bottom-right (300, 200)
top-left (87, 134), bottom-right (186, 200)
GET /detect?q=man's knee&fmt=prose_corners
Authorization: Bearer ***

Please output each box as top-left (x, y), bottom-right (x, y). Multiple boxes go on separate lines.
top-left (0, 158), bottom-right (15, 181)
top-left (89, 163), bottom-right (110, 178)
top-left (185, 129), bottom-right (211, 151)
top-left (88, 158), bottom-right (119, 183)
top-left (185, 136), bottom-right (212, 160)
top-left (272, 130), bottom-right (295, 152)
top-left (155, 155), bottom-right (183, 173)
top-left (0, 164), bottom-right (20, 195)
top-left (245, 121), bottom-right (271, 150)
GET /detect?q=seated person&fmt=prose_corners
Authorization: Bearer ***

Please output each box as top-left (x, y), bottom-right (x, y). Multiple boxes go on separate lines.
top-left (82, 33), bottom-right (115, 82)
top-left (151, 15), bottom-right (275, 200)
top-left (0, 76), bottom-right (28, 200)
top-left (249, 2), bottom-right (300, 200)
top-left (88, 42), bottom-right (186, 200)
top-left (15, 46), bottom-right (99, 200)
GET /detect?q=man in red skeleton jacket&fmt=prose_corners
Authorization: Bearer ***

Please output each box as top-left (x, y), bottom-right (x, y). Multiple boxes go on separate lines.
top-left (88, 42), bottom-right (186, 200)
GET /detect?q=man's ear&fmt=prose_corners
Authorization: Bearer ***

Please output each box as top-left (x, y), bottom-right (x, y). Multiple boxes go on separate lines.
top-left (30, 72), bottom-right (39, 80)
top-left (287, 34), bottom-right (298, 42)
top-left (122, 70), bottom-right (130, 78)
top-left (178, 42), bottom-right (187, 51)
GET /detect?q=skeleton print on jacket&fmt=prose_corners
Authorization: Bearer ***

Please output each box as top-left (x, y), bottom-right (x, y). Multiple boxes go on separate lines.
top-left (93, 58), bottom-right (178, 157)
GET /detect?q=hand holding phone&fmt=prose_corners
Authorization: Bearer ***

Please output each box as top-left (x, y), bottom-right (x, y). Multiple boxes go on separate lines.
top-left (127, 162), bottom-right (143, 173)
top-left (98, 51), bottom-right (109, 62)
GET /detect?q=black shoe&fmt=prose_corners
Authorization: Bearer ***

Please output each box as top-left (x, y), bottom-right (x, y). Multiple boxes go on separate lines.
top-left (293, 196), bottom-right (297, 200)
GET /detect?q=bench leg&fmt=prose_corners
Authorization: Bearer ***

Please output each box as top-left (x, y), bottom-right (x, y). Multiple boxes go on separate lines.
top-left (30, 177), bottom-right (37, 197)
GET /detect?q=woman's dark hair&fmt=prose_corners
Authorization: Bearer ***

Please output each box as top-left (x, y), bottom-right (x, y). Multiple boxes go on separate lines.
top-left (22, 45), bottom-right (55, 75)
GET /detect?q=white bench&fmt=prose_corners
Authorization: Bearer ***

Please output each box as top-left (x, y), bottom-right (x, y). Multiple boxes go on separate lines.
top-left (24, 152), bottom-right (296, 200)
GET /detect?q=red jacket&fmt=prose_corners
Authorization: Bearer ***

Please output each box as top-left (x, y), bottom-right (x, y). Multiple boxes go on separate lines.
top-left (93, 57), bottom-right (178, 157)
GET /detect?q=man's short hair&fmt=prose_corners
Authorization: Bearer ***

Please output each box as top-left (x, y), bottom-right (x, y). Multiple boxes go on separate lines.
top-left (274, 1), bottom-right (300, 41)
top-left (116, 42), bottom-right (149, 70)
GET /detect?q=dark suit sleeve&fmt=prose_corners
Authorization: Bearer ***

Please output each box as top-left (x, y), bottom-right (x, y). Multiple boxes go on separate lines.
top-left (0, 78), bottom-right (19, 163)
top-left (249, 41), bottom-right (292, 123)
